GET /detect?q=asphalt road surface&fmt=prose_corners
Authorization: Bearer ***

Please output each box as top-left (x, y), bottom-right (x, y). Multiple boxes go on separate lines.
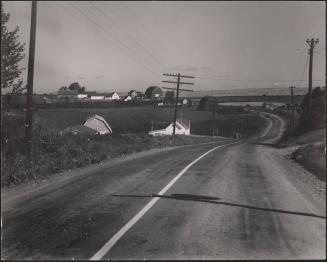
top-left (2, 112), bottom-right (325, 260)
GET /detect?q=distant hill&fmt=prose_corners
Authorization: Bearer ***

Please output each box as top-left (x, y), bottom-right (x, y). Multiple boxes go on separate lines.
top-left (184, 87), bottom-right (308, 98)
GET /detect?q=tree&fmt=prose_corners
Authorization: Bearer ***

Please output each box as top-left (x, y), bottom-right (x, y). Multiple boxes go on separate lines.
top-left (67, 82), bottom-right (85, 93)
top-left (164, 90), bottom-right (175, 104)
top-left (1, 3), bottom-right (26, 95)
top-left (298, 86), bottom-right (326, 131)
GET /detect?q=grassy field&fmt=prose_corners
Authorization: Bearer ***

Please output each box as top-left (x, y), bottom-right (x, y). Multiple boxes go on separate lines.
top-left (6, 105), bottom-right (267, 138)
top-left (2, 105), bottom-right (267, 187)
top-left (33, 106), bottom-right (213, 134)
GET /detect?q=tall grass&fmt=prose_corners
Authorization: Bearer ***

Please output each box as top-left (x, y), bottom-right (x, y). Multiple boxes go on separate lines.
top-left (1, 124), bottom-right (216, 187)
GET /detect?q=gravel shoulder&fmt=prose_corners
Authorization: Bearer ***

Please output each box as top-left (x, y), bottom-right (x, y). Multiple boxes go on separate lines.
top-left (260, 145), bottom-right (325, 212)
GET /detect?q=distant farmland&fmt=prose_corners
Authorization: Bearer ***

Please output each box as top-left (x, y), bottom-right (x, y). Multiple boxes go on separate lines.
top-left (187, 95), bottom-right (304, 105)
top-left (34, 106), bottom-right (215, 134)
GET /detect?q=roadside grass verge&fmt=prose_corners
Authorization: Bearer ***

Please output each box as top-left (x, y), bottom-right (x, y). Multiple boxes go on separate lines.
top-left (1, 132), bottom-right (221, 188)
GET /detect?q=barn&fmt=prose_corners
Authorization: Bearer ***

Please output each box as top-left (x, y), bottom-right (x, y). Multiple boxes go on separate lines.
top-left (62, 114), bottom-right (113, 135)
top-left (84, 115), bottom-right (113, 134)
top-left (145, 86), bottom-right (163, 100)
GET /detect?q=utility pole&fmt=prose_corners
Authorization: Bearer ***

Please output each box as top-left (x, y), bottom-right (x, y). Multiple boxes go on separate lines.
top-left (162, 73), bottom-right (194, 140)
top-left (25, 1), bottom-right (37, 155)
top-left (306, 38), bottom-right (319, 111)
top-left (212, 98), bottom-right (217, 137)
top-left (262, 94), bottom-right (266, 108)
top-left (289, 86), bottom-right (296, 129)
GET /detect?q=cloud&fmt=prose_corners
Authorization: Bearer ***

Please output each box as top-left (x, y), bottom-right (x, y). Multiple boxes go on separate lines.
top-left (201, 66), bottom-right (212, 71)
top-left (94, 75), bottom-right (104, 79)
top-left (168, 65), bottom-right (212, 72)
top-left (77, 75), bottom-right (86, 80)
top-left (168, 65), bottom-right (198, 71)
top-left (35, 61), bottom-right (56, 78)
top-left (38, 10), bottom-right (63, 35)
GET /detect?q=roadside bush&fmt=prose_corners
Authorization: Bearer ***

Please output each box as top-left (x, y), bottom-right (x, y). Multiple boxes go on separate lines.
top-left (297, 87), bottom-right (326, 131)
top-left (1, 129), bottom-right (217, 187)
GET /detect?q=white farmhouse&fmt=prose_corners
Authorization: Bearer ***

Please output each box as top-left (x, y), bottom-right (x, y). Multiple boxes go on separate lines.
top-left (149, 118), bottom-right (190, 136)
top-left (106, 92), bottom-right (120, 100)
top-left (123, 95), bottom-right (132, 101)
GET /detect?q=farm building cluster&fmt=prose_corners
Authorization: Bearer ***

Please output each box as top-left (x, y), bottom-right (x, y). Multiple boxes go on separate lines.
top-left (56, 90), bottom-right (143, 102)
top-left (4, 85), bottom-right (194, 109)
top-left (62, 114), bottom-right (192, 137)
top-left (49, 85), bottom-right (167, 103)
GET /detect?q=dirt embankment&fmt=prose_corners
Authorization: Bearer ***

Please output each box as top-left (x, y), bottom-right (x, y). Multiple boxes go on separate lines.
top-left (278, 127), bottom-right (326, 182)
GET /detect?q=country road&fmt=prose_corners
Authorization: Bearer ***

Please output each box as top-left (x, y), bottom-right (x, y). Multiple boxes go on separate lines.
top-left (1, 113), bottom-right (325, 260)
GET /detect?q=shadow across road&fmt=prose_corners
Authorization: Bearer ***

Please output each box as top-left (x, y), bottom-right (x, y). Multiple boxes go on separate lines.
top-left (110, 193), bottom-right (326, 220)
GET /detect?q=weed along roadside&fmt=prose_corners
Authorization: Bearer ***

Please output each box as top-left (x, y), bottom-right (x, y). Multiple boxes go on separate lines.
top-left (1, 132), bottom-right (225, 188)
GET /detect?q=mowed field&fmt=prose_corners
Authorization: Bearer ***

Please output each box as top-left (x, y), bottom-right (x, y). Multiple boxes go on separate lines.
top-left (34, 106), bottom-right (214, 134)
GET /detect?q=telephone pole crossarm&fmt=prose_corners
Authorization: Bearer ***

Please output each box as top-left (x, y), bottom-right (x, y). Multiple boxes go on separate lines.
top-left (179, 81), bottom-right (194, 85)
top-left (162, 86), bottom-right (194, 92)
top-left (163, 80), bottom-right (179, 84)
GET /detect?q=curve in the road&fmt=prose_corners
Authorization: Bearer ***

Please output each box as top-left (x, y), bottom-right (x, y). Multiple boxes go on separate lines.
top-left (90, 140), bottom-right (240, 260)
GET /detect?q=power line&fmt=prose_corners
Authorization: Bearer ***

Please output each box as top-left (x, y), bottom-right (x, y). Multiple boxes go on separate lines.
top-left (118, 2), bottom-right (181, 65)
top-left (87, 1), bottom-right (165, 68)
top-left (69, 2), bottom-right (160, 75)
top-left (298, 54), bottom-right (309, 88)
top-left (292, 48), bottom-right (307, 86)
top-left (195, 76), bottom-right (323, 82)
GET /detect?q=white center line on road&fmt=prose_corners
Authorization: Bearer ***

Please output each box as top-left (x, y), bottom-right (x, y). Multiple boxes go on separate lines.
top-left (90, 140), bottom-right (240, 260)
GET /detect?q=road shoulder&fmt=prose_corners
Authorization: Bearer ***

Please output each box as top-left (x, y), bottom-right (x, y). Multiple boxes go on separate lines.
top-left (261, 145), bottom-right (325, 213)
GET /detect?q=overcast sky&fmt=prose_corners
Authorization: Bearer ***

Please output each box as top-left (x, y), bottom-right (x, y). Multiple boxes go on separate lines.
top-left (3, 1), bottom-right (326, 94)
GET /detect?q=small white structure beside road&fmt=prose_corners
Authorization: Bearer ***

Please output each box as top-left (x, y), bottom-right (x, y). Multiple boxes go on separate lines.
top-left (149, 118), bottom-right (191, 136)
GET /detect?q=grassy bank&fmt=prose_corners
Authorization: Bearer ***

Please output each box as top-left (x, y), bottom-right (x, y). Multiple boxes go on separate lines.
top-left (1, 132), bottom-right (220, 187)
top-left (292, 142), bottom-right (326, 181)
top-left (277, 125), bottom-right (326, 181)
